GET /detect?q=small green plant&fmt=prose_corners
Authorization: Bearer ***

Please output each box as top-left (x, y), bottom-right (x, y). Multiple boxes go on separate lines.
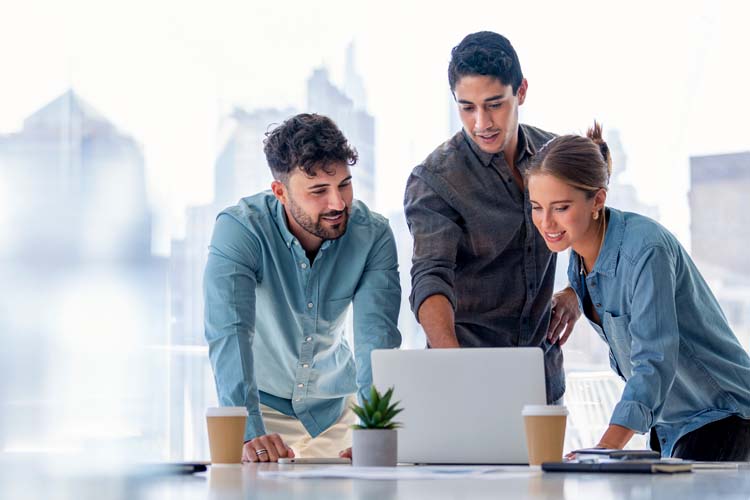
top-left (350, 386), bottom-right (403, 430)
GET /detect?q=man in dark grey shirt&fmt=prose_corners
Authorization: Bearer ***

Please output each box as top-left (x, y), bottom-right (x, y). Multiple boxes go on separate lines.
top-left (404, 31), bottom-right (580, 403)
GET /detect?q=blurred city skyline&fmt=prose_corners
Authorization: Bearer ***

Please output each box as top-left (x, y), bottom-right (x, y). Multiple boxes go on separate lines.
top-left (2, 0), bottom-right (750, 254)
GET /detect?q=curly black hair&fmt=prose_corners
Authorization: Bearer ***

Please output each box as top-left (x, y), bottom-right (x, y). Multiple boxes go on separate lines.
top-left (263, 113), bottom-right (358, 182)
top-left (448, 31), bottom-right (524, 94)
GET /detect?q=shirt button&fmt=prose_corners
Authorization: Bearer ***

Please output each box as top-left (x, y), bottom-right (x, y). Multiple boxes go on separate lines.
top-left (300, 262), bottom-right (308, 269)
top-left (305, 336), bottom-right (313, 342)
top-left (307, 302), bottom-right (313, 309)
top-left (297, 383), bottom-right (304, 388)
top-left (302, 363), bottom-right (309, 368)
top-left (295, 398), bottom-right (301, 402)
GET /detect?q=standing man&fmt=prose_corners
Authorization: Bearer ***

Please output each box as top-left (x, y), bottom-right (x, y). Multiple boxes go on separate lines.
top-left (404, 31), bottom-right (580, 403)
top-left (205, 113), bottom-right (401, 462)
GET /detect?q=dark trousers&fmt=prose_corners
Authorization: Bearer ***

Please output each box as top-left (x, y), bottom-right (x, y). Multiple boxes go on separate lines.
top-left (650, 415), bottom-right (750, 461)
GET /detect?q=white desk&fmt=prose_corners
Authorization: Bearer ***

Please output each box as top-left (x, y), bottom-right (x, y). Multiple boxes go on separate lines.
top-left (145, 463), bottom-right (750, 500)
top-left (4, 460), bottom-right (750, 499)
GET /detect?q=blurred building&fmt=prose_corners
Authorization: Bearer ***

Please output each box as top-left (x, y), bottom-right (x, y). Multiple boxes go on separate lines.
top-left (0, 90), bottom-right (152, 261)
top-left (690, 152), bottom-right (750, 277)
top-left (690, 151), bottom-right (750, 348)
top-left (0, 90), bottom-right (168, 457)
top-left (307, 67), bottom-right (375, 208)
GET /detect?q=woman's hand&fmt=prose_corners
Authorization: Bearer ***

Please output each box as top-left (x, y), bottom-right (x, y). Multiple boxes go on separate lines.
top-left (565, 424), bottom-right (636, 460)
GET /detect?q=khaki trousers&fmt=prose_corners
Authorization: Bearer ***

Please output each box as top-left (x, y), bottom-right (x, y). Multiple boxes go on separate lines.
top-left (259, 397), bottom-right (357, 458)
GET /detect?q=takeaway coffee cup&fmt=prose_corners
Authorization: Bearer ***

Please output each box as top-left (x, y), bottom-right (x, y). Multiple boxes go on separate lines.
top-left (521, 404), bottom-right (568, 465)
top-left (206, 407), bottom-right (248, 464)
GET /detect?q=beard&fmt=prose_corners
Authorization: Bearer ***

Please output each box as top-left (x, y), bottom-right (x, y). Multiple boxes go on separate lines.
top-left (287, 198), bottom-right (349, 241)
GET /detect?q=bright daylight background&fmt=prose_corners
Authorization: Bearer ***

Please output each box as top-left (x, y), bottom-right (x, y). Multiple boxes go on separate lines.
top-left (1, 0), bottom-right (749, 462)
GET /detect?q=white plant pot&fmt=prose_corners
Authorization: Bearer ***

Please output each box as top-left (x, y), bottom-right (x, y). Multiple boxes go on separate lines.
top-left (352, 428), bottom-right (398, 467)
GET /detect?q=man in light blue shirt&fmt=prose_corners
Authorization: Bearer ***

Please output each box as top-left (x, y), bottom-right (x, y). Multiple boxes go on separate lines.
top-left (204, 113), bottom-right (401, 462)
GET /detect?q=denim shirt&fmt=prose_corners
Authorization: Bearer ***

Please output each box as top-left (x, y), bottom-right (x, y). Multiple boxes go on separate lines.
top-left (204, 192), bottom-right (401, 441)
top-left (569, 208), bottom-right (750, 457)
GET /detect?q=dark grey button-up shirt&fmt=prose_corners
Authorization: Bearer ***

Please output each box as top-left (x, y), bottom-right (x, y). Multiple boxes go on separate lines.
top-left (404, 124), bottom-right (564, 402)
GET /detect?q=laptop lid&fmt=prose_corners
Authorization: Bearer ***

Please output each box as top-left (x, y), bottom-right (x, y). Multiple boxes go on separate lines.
top-left (371, 347), bottom-right (546, 464)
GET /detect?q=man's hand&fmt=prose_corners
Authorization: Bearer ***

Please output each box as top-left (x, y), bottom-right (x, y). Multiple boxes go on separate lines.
top-left (339, 447), bottom-right (352, 459)
top-left (418, 294), bottom-right (460, 348)
top-left (242, 433), bottom-right (294, 463)
top-left (547, 287), bottom-right (581, 346)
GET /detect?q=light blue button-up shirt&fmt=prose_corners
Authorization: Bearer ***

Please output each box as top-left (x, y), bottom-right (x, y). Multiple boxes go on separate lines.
top-left (204, 192), bottom-right (401, 441)
top-left (569, 207), bottom-right (750, 457)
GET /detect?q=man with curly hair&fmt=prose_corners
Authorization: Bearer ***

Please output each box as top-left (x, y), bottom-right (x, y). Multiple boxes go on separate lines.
top-left (404, 32), bottom-right (581, 405)
top-left (204, 113), bottom-right (401, 462)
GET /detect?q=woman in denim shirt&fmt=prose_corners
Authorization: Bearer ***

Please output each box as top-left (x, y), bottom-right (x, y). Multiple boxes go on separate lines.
top-left (526, 123), bottom-right (750, 461)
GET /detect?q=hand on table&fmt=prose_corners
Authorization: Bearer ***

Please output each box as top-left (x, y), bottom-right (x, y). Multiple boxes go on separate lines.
top-left (243, 433), bottom-right (294, 463)
top-left (565, 424), bottom-right (634, 460)
top-left (339, 447), bottom-right (352, 459)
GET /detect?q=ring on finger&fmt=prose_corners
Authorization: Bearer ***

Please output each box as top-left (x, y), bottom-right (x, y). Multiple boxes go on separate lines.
top-left (255, 449), bottom-right (268, 456)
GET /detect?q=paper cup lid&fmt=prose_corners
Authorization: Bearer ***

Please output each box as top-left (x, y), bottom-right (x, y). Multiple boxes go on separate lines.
top-left (206, 406), bottom-right (248, 417)
top-left (521, 404), bottom-right (569, 416)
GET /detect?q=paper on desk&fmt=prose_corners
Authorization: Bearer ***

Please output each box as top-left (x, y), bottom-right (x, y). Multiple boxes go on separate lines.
top-left (259, 465), bottom-right (534, 480)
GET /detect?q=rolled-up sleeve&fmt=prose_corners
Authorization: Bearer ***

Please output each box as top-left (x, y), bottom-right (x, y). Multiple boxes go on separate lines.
top-left (610, 246), bottom-right (680, 433)
top-left (352, 223), bottom-right (402, 403)
top-left (403, 168), bottom-right (463, 319)
top-left (203, 213), bottom-right (266, 440)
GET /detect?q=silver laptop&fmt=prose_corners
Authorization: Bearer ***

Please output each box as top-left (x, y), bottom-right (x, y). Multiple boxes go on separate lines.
top-left (371, 347), bottom-right (546, 464)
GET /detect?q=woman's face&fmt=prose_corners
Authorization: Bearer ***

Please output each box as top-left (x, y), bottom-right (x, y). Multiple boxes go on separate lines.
top-left (528, 173), bottom-right (605, 253)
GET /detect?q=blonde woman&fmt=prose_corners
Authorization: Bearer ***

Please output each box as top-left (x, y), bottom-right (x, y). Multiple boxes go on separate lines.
top-left (525, 123), bottom-right (750, 461)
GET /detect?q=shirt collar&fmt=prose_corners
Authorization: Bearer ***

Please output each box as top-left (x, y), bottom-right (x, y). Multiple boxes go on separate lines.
top-left (572, 207), bottom-right (624, 278)
top-left (461, 125), bottom-right (534, 168)
top-left (272, 196), bottom-right (333, 252)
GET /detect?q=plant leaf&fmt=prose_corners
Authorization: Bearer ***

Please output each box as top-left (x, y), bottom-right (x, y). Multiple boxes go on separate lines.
top-left (377, 388), bottom-right (393, 414)
top-left (370, 385), bottom-right (380, 408)
top-left (351, 405), bottom-right (367, 423)
top-left (383, 407), bottom-right (403, 423)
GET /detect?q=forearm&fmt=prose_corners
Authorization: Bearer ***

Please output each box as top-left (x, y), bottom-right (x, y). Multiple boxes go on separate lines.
top-left (203, 220), bottom-right (263, 440)
top-left (207, 333), bottom-right (266, 439)
top-left (596, 424), bottom-right (636, 449)
top-left (418, 294), bottom-right (459, 348)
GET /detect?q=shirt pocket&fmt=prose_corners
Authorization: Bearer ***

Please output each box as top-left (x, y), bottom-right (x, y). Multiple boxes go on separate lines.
top-left (322, 296), bottom-right (353, 334)
top-left (603, 312), bottom-right (633, 379)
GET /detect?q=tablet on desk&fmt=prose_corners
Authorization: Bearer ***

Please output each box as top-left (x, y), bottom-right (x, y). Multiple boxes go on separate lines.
top-left (277, 457), bottom-right (351, 465)
top-left (571, 449), bottom-right (661, 460)
top-left (542, 461), bottom-right (692, 474)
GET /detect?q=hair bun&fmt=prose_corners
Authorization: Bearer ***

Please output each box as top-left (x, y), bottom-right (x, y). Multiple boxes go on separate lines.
top-left (587, 121), bottom-right (612, 180)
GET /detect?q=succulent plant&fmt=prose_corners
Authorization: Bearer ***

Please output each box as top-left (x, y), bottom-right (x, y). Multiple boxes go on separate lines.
top-left (350, 386), bottom-right (403, 430)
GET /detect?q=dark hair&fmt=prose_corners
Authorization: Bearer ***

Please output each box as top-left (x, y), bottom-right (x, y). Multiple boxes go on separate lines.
top-left (448, 31), bottom-right (524, 94)
top-left (263, 113), bottom-right (358, 182)
top-left (527, 121), bottom-right (613, 199)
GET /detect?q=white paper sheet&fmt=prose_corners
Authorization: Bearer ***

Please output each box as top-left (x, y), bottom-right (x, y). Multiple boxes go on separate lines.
top-left (258, 465), bottom-right (536, 480)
